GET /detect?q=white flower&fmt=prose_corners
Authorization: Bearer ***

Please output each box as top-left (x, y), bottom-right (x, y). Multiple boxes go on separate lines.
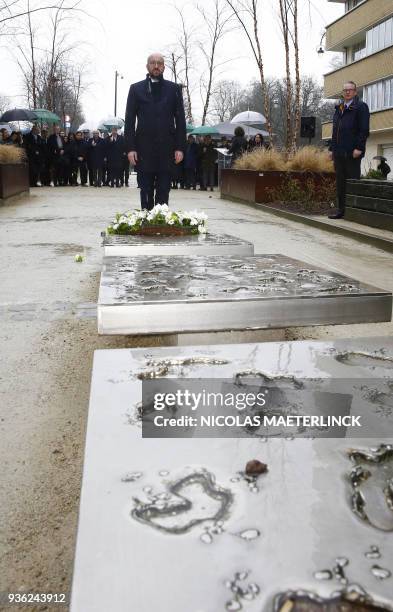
top-left (113, 223), bottom-right (119, 229)
top-left (198, 225), bottom-right (207, 234)
top-left (167, 219), bottom-right (175, 225)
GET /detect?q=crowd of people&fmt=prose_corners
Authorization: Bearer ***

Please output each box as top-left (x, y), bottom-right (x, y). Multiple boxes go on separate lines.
top-left (0, 123), bottom-right (267, 190)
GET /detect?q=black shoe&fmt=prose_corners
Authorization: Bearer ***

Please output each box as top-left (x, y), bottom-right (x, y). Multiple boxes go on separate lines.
top-left (328, 211), bottom-right (344, 219)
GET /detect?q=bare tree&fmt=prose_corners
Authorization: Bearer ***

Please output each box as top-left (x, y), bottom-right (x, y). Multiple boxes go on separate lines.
top-left (223, 0), bottom-right (272, 140)
top-left (13, 0), bottom-right (88, 124)
top-left (0, 93), bottom-right (11, 115)
top-left (210, 79), bottom-right (244, 122)
top-left (277, 0), bottom-right (301, 152)
top-left (172, 6), bottom-right (195, 124)
top-left (197, 0), bottom-right (232, 125)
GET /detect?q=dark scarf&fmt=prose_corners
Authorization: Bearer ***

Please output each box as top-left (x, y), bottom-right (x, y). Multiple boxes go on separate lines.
top-left (146, 73), bottom-right (164, 102)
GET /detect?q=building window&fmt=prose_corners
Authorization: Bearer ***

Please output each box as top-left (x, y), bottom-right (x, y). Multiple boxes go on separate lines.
top-left (352, 40), bottom-right (366, 62)
top-left (366, 16), bottom-right (393, 55)
top-left (363, 77), bottom-right (393, 112)
top-left (345, 0), bottom-right (366, 12)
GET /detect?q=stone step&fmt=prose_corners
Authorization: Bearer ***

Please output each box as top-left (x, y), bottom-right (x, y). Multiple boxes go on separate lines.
top-left (346, 194), bottom-right (393, 214)
top-left (347, 179), bottom-right (393, 200)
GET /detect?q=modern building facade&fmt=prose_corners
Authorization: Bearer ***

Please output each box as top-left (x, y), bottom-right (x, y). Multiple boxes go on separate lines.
top-left (323, 0), bottom-right (393, 175)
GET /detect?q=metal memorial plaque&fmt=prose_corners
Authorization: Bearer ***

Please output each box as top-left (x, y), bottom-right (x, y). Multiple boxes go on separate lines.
top-left (102, 232), bottom-right (254, 257)
top-left (97, 254), bottom-right (392, 335)
top-left (71, 337), bottom-right (393, 612)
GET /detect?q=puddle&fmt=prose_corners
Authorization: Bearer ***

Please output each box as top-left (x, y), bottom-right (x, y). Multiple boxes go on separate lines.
top-left (136, 356), bottom-right (230, 380)
top-left (335, 352), bottom-right (393, 370)
top-left (224, 571), bottom-right (260, 610)
top-left (273, 586), bottom-right (392, 611)
top-left (131, 470), bottom-right (233, 534)
top-left (347, 444), bottom-right (393, 532)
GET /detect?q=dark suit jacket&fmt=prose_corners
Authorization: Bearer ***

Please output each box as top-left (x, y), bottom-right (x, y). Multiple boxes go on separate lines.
top-left (124, 75), bottom-right (186, 172)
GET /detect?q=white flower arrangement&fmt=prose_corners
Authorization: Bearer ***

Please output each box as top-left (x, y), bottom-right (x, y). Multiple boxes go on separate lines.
top-left (107, 204), bottom-right (208, 235)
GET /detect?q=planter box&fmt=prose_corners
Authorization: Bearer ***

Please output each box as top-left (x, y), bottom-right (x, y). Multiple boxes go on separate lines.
top-left (0, 163), bottom-right (29, 201)
top-left (220, 169), bottom-right (335, 204)
top-left (345, 179), bottom-right (393, 231)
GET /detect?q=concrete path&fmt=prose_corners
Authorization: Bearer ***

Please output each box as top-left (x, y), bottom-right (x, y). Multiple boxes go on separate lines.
top-left (0, 184), bottom-right (392, 610)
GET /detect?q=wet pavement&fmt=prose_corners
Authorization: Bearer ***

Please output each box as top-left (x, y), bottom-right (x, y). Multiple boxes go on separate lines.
top-left (0, 184), bottom-right (392, 610)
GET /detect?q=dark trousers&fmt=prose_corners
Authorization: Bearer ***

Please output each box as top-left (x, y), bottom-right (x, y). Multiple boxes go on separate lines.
top-left (28, 160), bottom-right (41, 186)
top-left (90, 167), bottom-right (103, 187)
top-left (72, 160), bottom-right (87, 185)
top-left (109, 165), bottom-right (122, 187)
top-left (202, 166), bottom-right (215, 188)
top-left (185, 168), bottom-right (196, 188)
top-left (334, 155), bottom-right (361, 212)
top-left (138, 171), bottom-right (171, 210)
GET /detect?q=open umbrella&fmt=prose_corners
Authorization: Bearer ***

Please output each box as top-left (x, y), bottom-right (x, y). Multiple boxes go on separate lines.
top-left (99, 116), bottom-right (124, 130)
top-left (186, 123), bottom-right (194, 133)
top-left (78, 120), bottom-right (98, 132)
top-left (0, 109), bottom-right (37, 122)
top-left (373, 156), bottom-right (387, 161)
top-left (230, 110), bottom-right (266, 126)
top-left (33, 109), bottom-right (61, 123)
top-left (190, 125), bottom-right (219, 136)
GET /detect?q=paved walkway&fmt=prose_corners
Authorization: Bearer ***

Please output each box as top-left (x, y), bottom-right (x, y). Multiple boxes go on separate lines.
top-left (1, 185), bottom-right (392, 609)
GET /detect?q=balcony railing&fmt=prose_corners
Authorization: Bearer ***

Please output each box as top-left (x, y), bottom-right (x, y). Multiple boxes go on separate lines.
top-left (322, 108), bottom-right (393, 140)
top-left (326, 0), bottom-right (393, 51)
top-left (324, 46), bottom-right (393, 97)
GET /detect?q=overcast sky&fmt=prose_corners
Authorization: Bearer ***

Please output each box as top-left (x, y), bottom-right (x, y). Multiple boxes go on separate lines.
top-left (1, 0), bottom-right (343, 124)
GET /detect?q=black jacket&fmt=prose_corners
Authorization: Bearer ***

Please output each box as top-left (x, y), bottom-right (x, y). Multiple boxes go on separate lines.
top-left (87, 137), bottom-right (106, 168)
top-left (48, 133), bottom-right (65, 159)
top-left (105, 135), bottom-right (125, 167)
top-left (124, 75), bottom-right (186, 172)
top-left (228, 136), bottom-right (248, 161)
top-left (24, 132), bottom-right (44, 162)
top-left (330, 96), bottom-right (370, 158)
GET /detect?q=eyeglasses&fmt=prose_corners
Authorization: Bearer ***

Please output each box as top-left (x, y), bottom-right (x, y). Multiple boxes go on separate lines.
top-left (343, 88), bottom-right (356, 93)
top-left (149, 61), bottom-right (164, 66)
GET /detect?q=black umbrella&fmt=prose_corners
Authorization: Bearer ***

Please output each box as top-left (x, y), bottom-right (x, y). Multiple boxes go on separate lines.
top-left (0, 109), bottom-right (37, 122)
top-left (373, 155), bottom-right (387, 161)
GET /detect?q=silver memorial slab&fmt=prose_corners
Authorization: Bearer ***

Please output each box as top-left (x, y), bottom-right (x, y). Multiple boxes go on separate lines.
top-left (97, 254), bottom-right (392, 335)
top-left (71, 337), bottom-right (393, 612)
top-left (102, 232), bottom-right (254, 257)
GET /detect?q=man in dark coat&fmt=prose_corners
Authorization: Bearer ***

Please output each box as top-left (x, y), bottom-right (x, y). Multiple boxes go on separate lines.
top-left (87, 130), bottom-right (106, 187)
top-left (48, 126), bottom-right (65, 186)
top-left (70, 131), bottom-right (88, 186)
top-left (184, 134), bottom-right (199, 189)
top-left (328, 80), bottom-right (370, 219)
top-left (199, 135), bottom-right (217, 191)
top-left (24, 126), bottom-right (44, 187)
top-left (124, 52), bottom-right (187, 209)
top-left (106, 127), bottom-right (126, 187)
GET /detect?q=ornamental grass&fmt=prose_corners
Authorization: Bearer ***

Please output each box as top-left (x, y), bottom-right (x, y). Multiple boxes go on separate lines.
top-left (286, 146), bottom-right (334, 173)
top-left (233, 148), bottom-right (286, 171)
top-left (233, 145), bottom-right (334, 173)
top-left (0, 145), bottom-right (25, 164)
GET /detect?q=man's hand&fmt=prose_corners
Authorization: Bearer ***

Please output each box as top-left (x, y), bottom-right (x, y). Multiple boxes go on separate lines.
top-left (353, 149), bottom-right (362, 159)
top-left (128, 151), bottom-right (138, 165)
top-left (328, 151), bottom-right (333, 161)
top-left (175, 150), bottom-right (184, 164)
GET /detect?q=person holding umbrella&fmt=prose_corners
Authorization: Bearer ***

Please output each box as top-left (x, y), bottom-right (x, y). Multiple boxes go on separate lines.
top-left (124, 52), bottom-right (187, 209)
top-left (374, 156), bottom-right (391, 180)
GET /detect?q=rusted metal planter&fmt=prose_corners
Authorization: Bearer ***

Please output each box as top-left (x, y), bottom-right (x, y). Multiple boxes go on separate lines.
top-left (0, 163), bottom-right (29, 201)
top-left (220, 169), bottom-right (335, 204)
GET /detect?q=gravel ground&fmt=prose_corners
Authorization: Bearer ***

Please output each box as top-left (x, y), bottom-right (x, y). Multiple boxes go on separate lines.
top-left (0, 184), bottom-right (392, 612)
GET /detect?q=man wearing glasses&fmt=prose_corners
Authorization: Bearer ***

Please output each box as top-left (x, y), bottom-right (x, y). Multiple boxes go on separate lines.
top-left (125, 53), bottom-right (186, 209)
top-left (328, 81), bottom-right (370, 219)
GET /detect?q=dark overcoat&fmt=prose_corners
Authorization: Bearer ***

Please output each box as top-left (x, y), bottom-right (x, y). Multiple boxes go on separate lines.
top-left (105, 135), bottom-right (125, 169)
top-left (87, 137), bottom-right (106, 169)
top-left (330, 96), bottom-right (370, 158)
top-left (124, 76), bottom-right (186, 172)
